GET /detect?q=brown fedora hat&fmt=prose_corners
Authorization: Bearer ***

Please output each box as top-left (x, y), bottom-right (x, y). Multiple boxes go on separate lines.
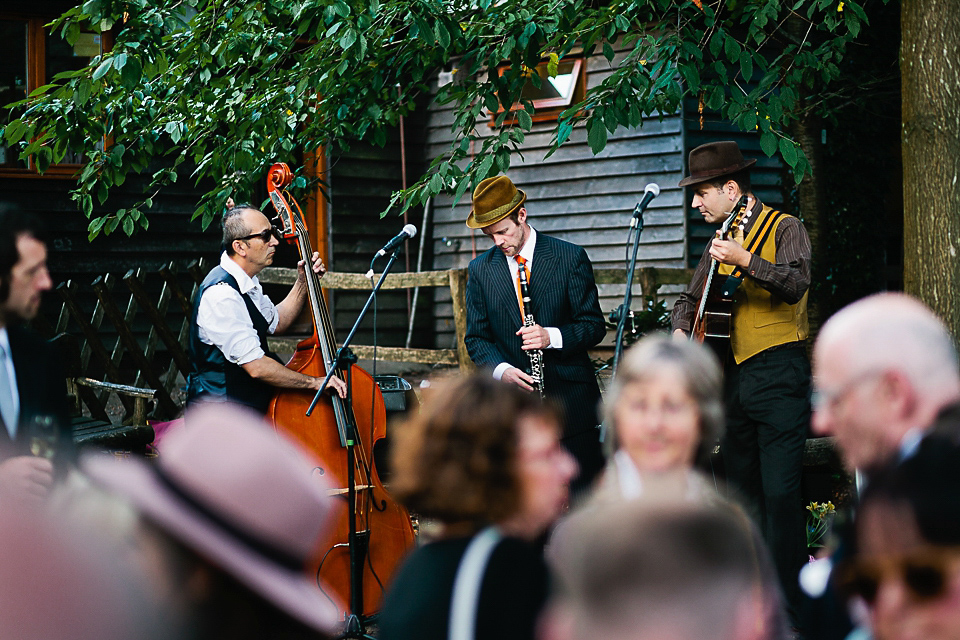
top-left (678, 141), bottom-right (756, 187)
top-left (466, 175), bottom-right (526, 229)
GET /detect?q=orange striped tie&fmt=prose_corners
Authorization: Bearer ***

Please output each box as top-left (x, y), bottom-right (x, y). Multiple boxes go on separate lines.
top-left (516, 256), bottom-right (531, 314)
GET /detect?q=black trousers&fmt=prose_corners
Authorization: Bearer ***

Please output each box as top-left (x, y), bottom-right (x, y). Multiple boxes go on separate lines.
top-left (722, 343), bottom-right (810, 625)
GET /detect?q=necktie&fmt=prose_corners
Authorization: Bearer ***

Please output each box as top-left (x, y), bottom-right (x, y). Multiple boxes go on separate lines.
top-left (0, 344), bottom-right (17, 438)
top-left (515, 256), bottom-right (531, 315)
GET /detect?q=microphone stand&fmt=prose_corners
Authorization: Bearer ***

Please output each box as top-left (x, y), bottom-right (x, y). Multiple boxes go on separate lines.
top-left (600, 205), bottom-right (646, 444)
top-left (305, 247), bottom-right (402, 640)
top-left (611, 203), bottom-right (647, 377)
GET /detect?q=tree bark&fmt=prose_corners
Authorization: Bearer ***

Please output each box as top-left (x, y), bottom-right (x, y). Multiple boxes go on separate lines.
top-left (902, 0), bottom-right (960, 335)
top-left (791, 113), bottom-right (824, 339)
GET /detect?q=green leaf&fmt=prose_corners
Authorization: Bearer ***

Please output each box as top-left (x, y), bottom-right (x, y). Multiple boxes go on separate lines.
top-left (760, 132), bottom-right (778, 157)
top-left (739, 50), bottom-right (753, 81)
top-left (516, 108), bottom-right (532, 130)
top-left (724, 33), bottom-right (739, 63)
top-left (113, 52), bottom-right (127, 70)
top-left (92, 58), bottom-right (113, 81)
top-left (779, 137), bottom-right (798, 167)
top-left (428, 172), bottom-right (443, 193)
top-left (123, 215), bottom-right (135, 235)
top-left (121, 56), bottom-right (142, 89)
top-left (556, 120), bottom-right (573, 146)
top-left (477, 153), bottom-right (495, 180)
top-left (28, 84), bottom-right (57, 97)
top-left (587, 119), bottom-right (607, 154)
top-left (75, 80), bottom-right (91, 107)
top-left (603, 42), bottom-right (615, 62)
top-left (436, 22), bottom-right (450, 48)
top-left (340, 29), bottom-right (357, 50)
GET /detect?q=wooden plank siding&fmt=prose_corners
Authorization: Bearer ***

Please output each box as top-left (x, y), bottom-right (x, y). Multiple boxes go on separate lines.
top-left (325, 122), bottom-right (435, 349)
top-left (422, 43), bottom-right (689, 349)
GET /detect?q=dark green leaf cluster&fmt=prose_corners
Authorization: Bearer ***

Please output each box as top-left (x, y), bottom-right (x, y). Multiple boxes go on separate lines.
top-left (1, 0), bottom-right (885, 236)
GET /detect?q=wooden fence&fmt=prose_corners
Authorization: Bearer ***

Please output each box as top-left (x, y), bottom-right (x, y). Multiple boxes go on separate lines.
top-left (258, 265), bottom-right (695, 369)
top-left (43, 263), bottom-right (692, 424)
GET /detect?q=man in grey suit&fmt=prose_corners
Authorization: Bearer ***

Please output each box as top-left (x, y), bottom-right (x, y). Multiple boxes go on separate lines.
top-left (464, 175), bottom-right (606, 491)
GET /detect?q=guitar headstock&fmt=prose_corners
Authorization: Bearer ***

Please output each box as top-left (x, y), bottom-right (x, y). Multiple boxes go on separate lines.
top-left (265, 163), bottom-right (301, 240)
top-left (717, 195), bottom-right (752, 243)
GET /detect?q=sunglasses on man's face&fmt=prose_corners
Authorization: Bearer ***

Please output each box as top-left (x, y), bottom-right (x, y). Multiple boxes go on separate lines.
top-left (237, 226), bottom-right (282, 243)
top-left (835, 547), bottom-right (960, 605)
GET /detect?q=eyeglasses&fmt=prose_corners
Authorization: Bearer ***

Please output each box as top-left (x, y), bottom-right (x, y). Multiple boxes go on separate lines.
top-left (813, 370), bottom-right (885, 412)
top-left (835, 547), bottom-right (960, 605)
top-left (236, 226), bottom-right (281, 243)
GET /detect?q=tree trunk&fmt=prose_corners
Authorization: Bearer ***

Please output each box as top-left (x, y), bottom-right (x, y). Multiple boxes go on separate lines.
top-left (791, 113), bottom-right (824, 339)
top-left (901, 0), bottom-right (960, 335)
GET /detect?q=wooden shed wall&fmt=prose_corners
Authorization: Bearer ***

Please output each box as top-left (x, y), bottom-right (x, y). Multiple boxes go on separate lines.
top-left (423, 49), bottom-right (689, 350)
top-left (326, 126), bottom-right (432, 349)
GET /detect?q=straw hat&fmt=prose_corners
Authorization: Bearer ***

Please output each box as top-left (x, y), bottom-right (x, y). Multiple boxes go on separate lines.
top-left (81, 403), bottom-right (341, 634)
top-left (678, 141), bottom-right (756, 187)
top-left (466, 175), bottom-right (527, 229)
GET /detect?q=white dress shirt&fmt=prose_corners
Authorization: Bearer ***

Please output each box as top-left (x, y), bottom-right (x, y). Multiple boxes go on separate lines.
top-left (493, 226), bottom-right (563, 381)
top-left (196, 253), bottom-right (280, 366)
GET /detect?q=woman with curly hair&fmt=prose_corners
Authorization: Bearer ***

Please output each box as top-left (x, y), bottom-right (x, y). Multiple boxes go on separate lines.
top-left (378, 374), bottom-right (577, 640)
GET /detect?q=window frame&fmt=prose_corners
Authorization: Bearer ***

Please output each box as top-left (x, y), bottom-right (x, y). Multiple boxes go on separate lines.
top-left (492, 56), bottom-right (586, 125)
top-left (0, 12), bottom-right (110, 179)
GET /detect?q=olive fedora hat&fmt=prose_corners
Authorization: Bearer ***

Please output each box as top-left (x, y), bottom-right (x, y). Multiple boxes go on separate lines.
top-left (466, 175), bottom-right (527, 229)
top-left (678, 141), bottom-right (756, 187)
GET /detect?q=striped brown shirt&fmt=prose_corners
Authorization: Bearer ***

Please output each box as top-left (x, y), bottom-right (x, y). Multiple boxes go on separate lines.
top-left (671, 198), bottom-right (812, 334)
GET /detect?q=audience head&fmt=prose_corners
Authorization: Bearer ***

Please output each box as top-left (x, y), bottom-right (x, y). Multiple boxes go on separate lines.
top-left (81, 402), bottom-right (340, 638)
top-left (0, 505), bottom-right (173, 640)
top-left (0, 208), bottom-right (52, 324)
top-left (812, 293), bottom-right (960, 470)
top-left (390, 374), bottom-right (576, 539)
top-left (544, 499), bottom-right (772, 640)
top-left (603, 334), bottom-right (723, 470)
top-left (836, 434), bottom-right (960, 640)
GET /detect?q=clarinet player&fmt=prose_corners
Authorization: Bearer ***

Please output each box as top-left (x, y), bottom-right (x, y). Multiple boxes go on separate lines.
top-left (464, 175), bottom-right (606, 494)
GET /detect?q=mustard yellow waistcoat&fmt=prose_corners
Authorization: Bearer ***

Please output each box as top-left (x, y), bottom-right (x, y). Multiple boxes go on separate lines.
top-left (718, 205), bottom-right (808, 364)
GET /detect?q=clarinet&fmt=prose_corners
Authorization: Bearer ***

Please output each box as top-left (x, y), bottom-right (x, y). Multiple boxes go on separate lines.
top-left (517, 265), bottom-right (546, 399)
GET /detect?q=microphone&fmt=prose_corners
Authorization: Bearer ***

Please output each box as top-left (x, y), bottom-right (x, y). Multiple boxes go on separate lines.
top-left (631, 183), bottom-right (660, 227)
top-left (376, 224), bottom-right (417, 257)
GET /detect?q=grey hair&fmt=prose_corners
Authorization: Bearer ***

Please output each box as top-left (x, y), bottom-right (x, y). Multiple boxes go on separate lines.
top-left (221, 204), bottom-right (258, 256)
top-left (550, 500), bottom-right (764, 640)
top-left (603, 333), bottom-right (724, 465)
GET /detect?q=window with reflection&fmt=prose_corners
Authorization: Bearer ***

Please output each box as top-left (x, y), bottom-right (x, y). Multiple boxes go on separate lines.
top-left (0, 14), bottom-right (102, 174)
top-left (494, 57), bottom-right (585, 124)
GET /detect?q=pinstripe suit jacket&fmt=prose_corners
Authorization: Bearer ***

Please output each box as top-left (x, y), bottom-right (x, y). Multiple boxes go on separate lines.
top-left (465, 231), bottom-right (605, 437)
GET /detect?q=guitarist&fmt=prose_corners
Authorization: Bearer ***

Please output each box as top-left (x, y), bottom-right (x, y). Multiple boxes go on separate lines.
top-left (670, 141), bottom-right (812, 632)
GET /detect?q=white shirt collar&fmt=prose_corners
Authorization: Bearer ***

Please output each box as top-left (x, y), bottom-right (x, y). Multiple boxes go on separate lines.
top-left (219, 252), bottom-right (259, 295)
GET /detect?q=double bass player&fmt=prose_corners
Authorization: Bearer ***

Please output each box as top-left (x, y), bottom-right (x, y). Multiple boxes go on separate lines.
top-left (187, 203), bottom-right (347, 411)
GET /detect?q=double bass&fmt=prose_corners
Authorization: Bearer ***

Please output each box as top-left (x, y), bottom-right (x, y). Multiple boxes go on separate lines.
top-left (264, 163), bottom-right (415, 622)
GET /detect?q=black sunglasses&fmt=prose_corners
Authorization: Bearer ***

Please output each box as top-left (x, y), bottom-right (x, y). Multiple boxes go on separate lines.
top-left (236, 226), bottom-right (282, 243)
top-left (835, 548), bottom-right (959, 605)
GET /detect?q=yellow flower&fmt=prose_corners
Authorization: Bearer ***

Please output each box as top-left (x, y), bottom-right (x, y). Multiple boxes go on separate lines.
top-left (837, 1), bottom-right (844, 11)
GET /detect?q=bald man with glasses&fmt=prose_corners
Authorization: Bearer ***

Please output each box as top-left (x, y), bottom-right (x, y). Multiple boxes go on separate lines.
top-left (187, 204), bottom-right (345, 412)
top-left (812, 292), bottom-right (960, 472)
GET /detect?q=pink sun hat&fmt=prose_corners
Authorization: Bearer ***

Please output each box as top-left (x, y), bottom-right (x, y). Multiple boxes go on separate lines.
top-left (81, 402), bottom-right (342, 634)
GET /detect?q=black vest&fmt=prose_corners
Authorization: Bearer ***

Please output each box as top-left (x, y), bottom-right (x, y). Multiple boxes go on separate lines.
top-left (186, 266), bottom-right (283, 413)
